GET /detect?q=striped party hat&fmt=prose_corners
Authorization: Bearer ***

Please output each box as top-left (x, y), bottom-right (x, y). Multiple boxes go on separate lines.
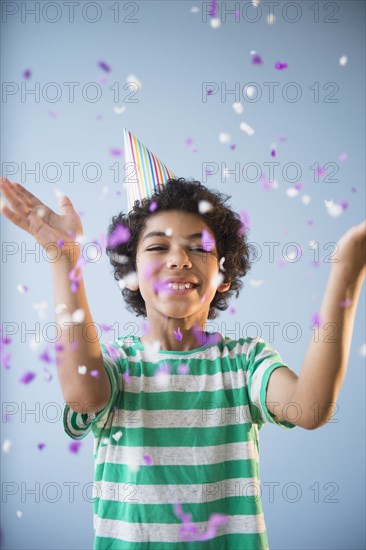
top-left (123, 128), bottom-right (176, 211)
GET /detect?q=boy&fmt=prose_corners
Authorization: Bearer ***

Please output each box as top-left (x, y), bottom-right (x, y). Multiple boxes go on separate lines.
top-left (0, 175), bottom-right (365, 549)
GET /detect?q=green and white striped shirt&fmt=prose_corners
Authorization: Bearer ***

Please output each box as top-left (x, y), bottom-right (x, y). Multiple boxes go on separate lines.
top-left (63, 334), bottom-right (296, 549)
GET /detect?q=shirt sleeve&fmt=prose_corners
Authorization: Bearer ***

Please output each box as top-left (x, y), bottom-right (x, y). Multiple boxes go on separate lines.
top-left (63, 340), bottom-right (123, 441)
top-left (244, 338), bottom-right (297, 430)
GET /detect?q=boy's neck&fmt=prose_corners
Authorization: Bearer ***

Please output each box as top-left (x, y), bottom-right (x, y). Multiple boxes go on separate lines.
top-left (140, 315), bottom-right (212, 352)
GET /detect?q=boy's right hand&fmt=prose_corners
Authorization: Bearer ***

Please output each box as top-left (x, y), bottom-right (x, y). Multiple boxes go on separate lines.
top-left (0, 178), bottom-right (83, 263)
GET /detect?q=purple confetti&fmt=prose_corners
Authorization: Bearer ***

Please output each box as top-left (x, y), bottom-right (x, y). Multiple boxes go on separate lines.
top-left (90, 370), bottom-right (100, 378)
top-left (173, 503), bottom-right (229, 542)
top-left (39, 350), bottom-right (52, 363)
top-left (252, 54), bottom-right (263, 65)
top-left (275, 62), bottom-right (288, 70)
top-left (340, 299), bottom-right (353, 308)
top-left (98, 61), bottom-right (111, 73)
top-left (37, 443), bottom-right (46, 451)
top-left (230, 144), bottom-right (236, 150)
top-left (201, 229), bottom-right (216, 252)
top-left (312, 312), bottom-right (321, 326)
top-left (238, 210), bottom-right (250, 235)
top-left (271, 149), bottom-right (276, 157)
top-left (69, 441), bottom-right (82, 454)
top-left (228, 306), bottom-right (236, 315)
top-left (106, 342), bottom-right (120, 361)
top-left (108, 224), bottom-right (131, 247)
top-left (1, 353), bottom-right (11, 370)
top-left (109, 148), bottom-right (123, 157)
top-left (209, 0), bottom-right (218, 16)
top-left (174, 327), bottom-right (183, 341)
top-left (122, 369), bottom-right (131, 384)
top-left (177, 363), bottom-right (189, 374)
top-left (143, 454), bottom-right (153, 466)
top-left (339, 152), bottom-right (348, 162)
top-left (22, 69), bottom-right (31, 79)
top-left (19, 371), bottom-right (36, 384)
top-left (149, 201), bottom-right (158, 213)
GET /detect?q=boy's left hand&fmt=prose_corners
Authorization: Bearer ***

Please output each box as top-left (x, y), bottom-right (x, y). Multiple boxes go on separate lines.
top-left (331, 220), bottom-right (366, 285)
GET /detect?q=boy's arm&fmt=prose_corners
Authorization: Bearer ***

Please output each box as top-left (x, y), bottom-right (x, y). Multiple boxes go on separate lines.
top-left (0, 178), bottom-right (111, 415)
top-left (266, 221), bottom-right (366, 430)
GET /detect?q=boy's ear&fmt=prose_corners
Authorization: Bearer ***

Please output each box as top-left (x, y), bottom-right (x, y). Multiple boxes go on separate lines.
top-left (217, 281), bottom-right (231, 293)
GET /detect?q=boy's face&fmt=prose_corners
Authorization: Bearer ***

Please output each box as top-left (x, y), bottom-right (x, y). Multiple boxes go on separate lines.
top-left (132, 210), bottom-right (231, 320)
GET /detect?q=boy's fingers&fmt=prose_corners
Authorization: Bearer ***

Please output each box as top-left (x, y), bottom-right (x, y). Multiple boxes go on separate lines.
top-left (12, 182), bottom-right (43, 207)
top-left (1, 204), bottom-right (31, 233)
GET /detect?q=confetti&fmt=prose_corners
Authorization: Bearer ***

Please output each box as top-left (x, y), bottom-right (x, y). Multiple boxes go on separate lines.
top-left (118, 271), bottom-right (139, 291)
top-left (144, 340), bottom-right (161, 363)
top-left (249, 279), bottom-right (264, 288)
top-left (16, 511), bottom-right (23, 519)
top-left (239, 122), bottom-right (255, 136)
top-left (238, 210), bottom-right (250, 233)
top-left (339, 152), bottom-right (348, 162)
top-left (90, 370), bottom-right (100, 378)
top-left (69, 441), bottom-right (81, 454)
top-left (312, 312), bottom-right (321, 326)
top-left (126, 74), bottom-right (142, 88)
top-left (43, 368), bottom-right (53, 382)
top-left (232, 102), bottom-right (244, 114)
top-left (108, 224), bottom-right (131, 247)
top-left (301, 194), bottom-right (311, 205)
top-left (39, 350), bottom-right (52, 363)
top-left (174, 327), bottom-right (183, 341)
top-left (339, 55), bottom-right (348, 66)
top-left (324, 199), bottom-right (345, 218)
top-left (78, 365), bottom-right (87, 375)
top-left (32, 301), bottom-right (48, 320)
top-left (72, 308), bottom-right (85, 323)
top-left (190, 6), bottom-right (199, 14)
top-left (19, 371), bottom-right (36, 384)
top-left (112, 431), bottom-right (123, 442)
top-left (143, 454), bottom-right (153, 466)
top-left (210, 17), bottom-right (221, 28)
top-left (178, 363), bottom-right (189, 374)
top-left (37, 443), bottom-right (46, 451)
top-left (228, 306), bottom-right (236, 315)
top-left (218, 133), bottom-right (231, 144)
top-left (339, 299), bottom-right (353, 308)
top-left (165, 227), bottom-right (173, 237)
top-left (359, 344), bottom-right (366, 357)
top-left (174, 503), bottom-right (229, 542)
top-left (219, 257), bottom-right (226, 271)
top-left (275, 62), bottom-right (288, 70)
top-left (109, 148), bottom-right (123, 157)
top-left (251, 53), bottom-right (263, 65)
top-left (114, 106), bottom-right (126, 115)
top-left (209, 0), bottom-right (217, 16)
top-left (2, 439), bottom-right (12, 453)
top-left (17, 284), bottom-right (28, 294)
top-left (267, 13), bottom-right (276, 24)
top-left (149, 201), bottom-right (158, 213)
top-left (98, 61), bottom-right (111, 73)
top-left (198, 200), bottom-right (213, 214)
top-left (22, 69), bottom-right (31, 79)
top-left (201, 229), bottom-right (216, 252)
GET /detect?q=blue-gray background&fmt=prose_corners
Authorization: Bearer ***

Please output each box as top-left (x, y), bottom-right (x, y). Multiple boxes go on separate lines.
top-left (1, 1), bottom-right (365, 548)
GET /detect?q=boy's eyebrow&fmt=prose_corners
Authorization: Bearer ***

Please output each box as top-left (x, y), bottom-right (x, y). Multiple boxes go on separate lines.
top-left (142, 231), bottom-right (204, 242)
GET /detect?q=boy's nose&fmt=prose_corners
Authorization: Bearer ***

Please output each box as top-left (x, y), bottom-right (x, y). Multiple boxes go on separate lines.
top-left (166, 249), bottom-right (192, 269)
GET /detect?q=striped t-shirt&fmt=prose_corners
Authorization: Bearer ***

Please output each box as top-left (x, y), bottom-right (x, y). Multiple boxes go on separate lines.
top-left (63, 334), bottom-right (296, 549)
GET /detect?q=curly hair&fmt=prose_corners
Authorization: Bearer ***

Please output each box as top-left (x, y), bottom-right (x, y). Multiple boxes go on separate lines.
top-left (105, 177), bottom-right (252, 319)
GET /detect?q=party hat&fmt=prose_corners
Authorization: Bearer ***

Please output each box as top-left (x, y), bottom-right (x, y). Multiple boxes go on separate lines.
top-left (123, 128), bottom-right (176, 211)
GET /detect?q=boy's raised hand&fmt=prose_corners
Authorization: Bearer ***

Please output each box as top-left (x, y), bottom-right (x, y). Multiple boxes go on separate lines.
top-left (332, 220), bottom-right (366, 285)
top-left (0, 178), bottom-right (83, 261)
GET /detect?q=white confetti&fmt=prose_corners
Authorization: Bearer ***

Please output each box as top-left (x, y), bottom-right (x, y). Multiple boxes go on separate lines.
top-left (232, 102), bottom-right (244, 115)
top-left (339, 55), bottom-right (348, 66)
top-left (267, 13), bottom-right (276, 24)
top-left (359, 343), bottom-right (366, 357)
top-left (32, 301), bottom-right (48, 320)
top-left (239, 122), bottom-right (255, 136)
top-left (190, 6), bottom-right (199, 13)
top-left (102, 437), bottom-right (110, 445)
top-left (36, 207), bottom-right (46, 218)
top-left (118, 271), bottom-right (139, 290)
top-left (113, 106), bottom-right (126, 115)
top-left (112, 430), bottom-right (123, 442)
top-left (72, 308), bottom-right (85, 323)
top-left (219, 257), bottom-right (226, 271)
top-left (245, 86), bottom-right (256, 99)
top-left (211, 272), bottom-right (224, 289)
top-left (78, 365), bottom-right (87, 375)
top-left (2, 439), bottom-right (12, 453)
top-left (165, 227), bottom-right (173, 236)
top-left (144, 340), bottom-right (161, 363)
top-left (29, 337), bottom-right (41, 351)
top-left (55, 303), bottom-right (67, 314)
top-left (17, 284), bottom-right (28, 294)
top-left (126, 74), bottom-right (142, 89)
top-left (252, 0), bottom-right (261, 5)
top-left (301, 194), bottom-right (311, 205)
top-left (219, 132), bottom-right (231, 144)
top-left (249, 279), bottom-right (264, 288)
top-left (210, 17), bottom-right (221, 28)
top-left (16, 510), bottom-right (23, 518)
top-left (198, 200), bottom-right (213, 214)
top-left (286, 187), bottom-right (300, 198)
top-left (54, 188), bottom-right (65, 199)
top-left (324, 199), bottom-right (343, 218)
